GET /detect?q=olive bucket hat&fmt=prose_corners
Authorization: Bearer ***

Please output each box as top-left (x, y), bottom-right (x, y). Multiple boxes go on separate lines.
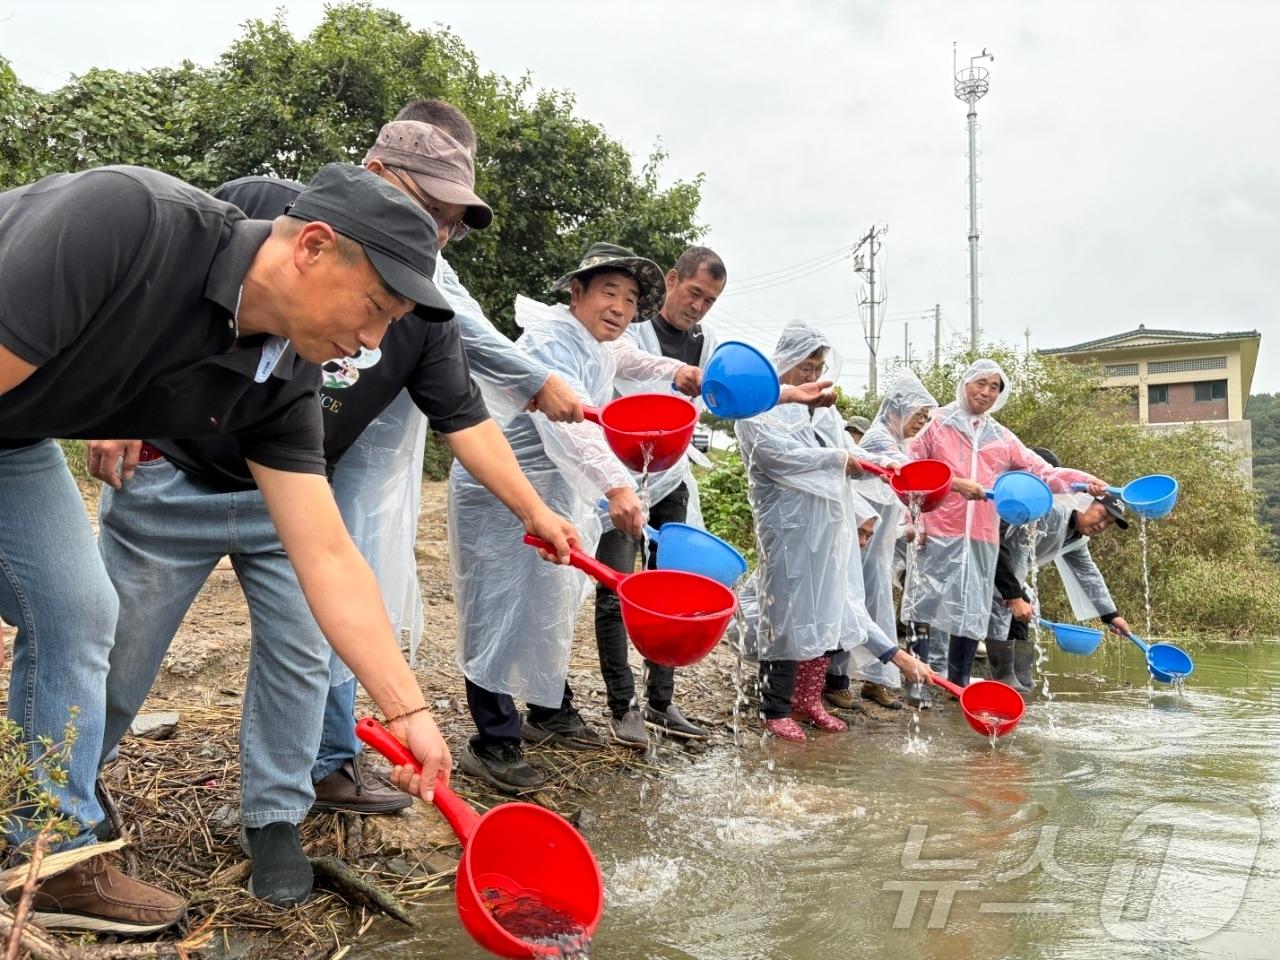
top-left (551, 242), bottom-right (666, 321)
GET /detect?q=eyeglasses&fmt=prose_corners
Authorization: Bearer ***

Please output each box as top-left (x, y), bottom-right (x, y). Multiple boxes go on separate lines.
top-left (795, 362), bottom-right (829, 378)
top-left (385, 166), bottom-right (471, 242)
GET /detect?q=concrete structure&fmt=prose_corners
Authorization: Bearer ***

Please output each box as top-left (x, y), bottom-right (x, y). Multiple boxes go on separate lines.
top-left (1039, 326), bottom-right (1261, 479)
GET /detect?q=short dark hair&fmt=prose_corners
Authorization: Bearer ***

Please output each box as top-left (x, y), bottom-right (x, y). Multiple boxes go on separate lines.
top-left (393, 98), bottom-right (477, 153)
top-left (673, 246), bottom-right (726, 283)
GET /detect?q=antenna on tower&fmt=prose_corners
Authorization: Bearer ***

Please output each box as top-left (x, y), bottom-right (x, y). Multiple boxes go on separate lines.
top-left (954, 45), bottom-right (993, 354)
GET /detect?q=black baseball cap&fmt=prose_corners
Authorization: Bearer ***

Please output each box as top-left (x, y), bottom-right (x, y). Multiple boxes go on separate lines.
top-left (1096, 492), bottom-right (1130, 529)
top-left (287, 163), bottom-right (453, 322)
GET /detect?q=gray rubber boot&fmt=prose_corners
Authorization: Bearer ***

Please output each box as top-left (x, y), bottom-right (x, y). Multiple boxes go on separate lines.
top-left (1013, 625), bottom-right (1036, 692)
top-left (986, 636), bottom-right (1030, 693)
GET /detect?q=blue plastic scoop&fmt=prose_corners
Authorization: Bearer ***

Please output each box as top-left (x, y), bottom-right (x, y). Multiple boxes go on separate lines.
top-left (1037, 617), bottom-right (1103, 655)
top-left (597, 500), bottom-right (748, 588)
top-left (1114, 627), bottom-right (1194, 684)
top-left (1072, 474), bottom-right (1178, 520)
top-left (986, 471), bottom-right (1054, 525)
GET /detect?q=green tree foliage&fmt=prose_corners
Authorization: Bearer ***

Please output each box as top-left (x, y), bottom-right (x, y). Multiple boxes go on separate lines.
top-left (697, 451), bottom-right (756, 566)
top-left (1246, 392), bottom-right (1280, 557)
top-left (0, 3), bottom-right (704, 337)
top-left (698, 347), bottom-right (1280, 637)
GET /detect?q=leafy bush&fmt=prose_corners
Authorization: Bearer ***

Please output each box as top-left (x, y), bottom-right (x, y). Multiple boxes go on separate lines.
top-left (696, 450), bottom-right (755, 566)
top-left (0, 712), bottom-right (79, 854)
top-left (423, 431), bottom-right (455, 482)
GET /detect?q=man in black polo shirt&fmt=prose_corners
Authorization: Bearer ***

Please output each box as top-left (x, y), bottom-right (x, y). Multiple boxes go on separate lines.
top-left (0, 163), bottom-right (526, 932)
top-left (86, 126), bottom-right (578, 908)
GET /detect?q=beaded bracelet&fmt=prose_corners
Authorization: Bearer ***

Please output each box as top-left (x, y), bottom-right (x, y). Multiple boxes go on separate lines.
top-left (383, 704), bottom-right (431, 725)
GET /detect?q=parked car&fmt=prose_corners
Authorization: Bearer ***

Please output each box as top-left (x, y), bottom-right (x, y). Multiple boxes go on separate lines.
top-left (691, 426), bottom-right (711, 453)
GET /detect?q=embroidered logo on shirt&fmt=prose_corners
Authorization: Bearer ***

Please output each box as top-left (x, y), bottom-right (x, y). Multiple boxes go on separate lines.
top-left (321, 347), bottom-right (382, 390)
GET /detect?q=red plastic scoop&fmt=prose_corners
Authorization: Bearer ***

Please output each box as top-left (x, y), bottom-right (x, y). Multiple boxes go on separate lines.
top-left (928, 675), bottom-right (1025, 738)
top-left (524, 534), bottom-right (736, 667)
top-left (857, 458), bottom-right (953, 513)
top-left (356, 718), bottom-right (603, 959)
top-left (582, 393), bottom-right (697, 472)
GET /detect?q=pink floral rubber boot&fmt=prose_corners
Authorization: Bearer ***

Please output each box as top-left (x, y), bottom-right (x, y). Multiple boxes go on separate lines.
top-left (764, 717), bottom-right (807, 742)
top-left (792, 657), bottom-right (848, 732)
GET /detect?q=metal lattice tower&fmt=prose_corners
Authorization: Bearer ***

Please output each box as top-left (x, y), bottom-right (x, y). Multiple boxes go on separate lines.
top-left (954, 46), bottom-right (993, 352)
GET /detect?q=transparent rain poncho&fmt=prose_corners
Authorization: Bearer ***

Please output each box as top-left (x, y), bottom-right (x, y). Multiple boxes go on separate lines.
top-left (602, 320), bottom-right (721, 530)
top-left (852, 372), bottom-right (938, 684)
top-left (329, 388), bottom-right (428, 687)
top-left (731, 322), bottom-right (861, 663)
top-left (900, 359), bottom-right (1096, 640)
top-left (326, 255), bottom-right (552, 685)
top-left (840, 491), bottom-right (902, 677)
top-left (986, 495), bottom-right (1116, 641)
top-left (449, 296), bottom-right (634, 707)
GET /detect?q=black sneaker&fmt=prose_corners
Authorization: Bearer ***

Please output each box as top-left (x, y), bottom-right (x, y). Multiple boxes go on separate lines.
top-left (243, 822), bottom-right (312, 907)
top-left (459, 742), bottom-right (546, 795)
top-left (643, 704), bottom-right (709, 740)
top-left (521, 708), bottom-right (606, 750)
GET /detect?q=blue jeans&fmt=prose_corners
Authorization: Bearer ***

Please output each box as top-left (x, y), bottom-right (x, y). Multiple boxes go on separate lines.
top-left (0, 440), bottom-right (119, 850)
top-left (314, 675), bottom-right (358, 782)
top-left (97, 459), bottom-right (330, 828)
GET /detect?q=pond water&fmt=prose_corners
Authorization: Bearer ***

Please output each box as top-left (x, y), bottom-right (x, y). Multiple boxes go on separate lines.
top-left (358, 641), bottom-right (1280, 960)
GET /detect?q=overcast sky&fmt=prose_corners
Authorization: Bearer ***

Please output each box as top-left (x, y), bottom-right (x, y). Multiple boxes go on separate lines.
top-left (4, 0), bottom-right (1277, 392)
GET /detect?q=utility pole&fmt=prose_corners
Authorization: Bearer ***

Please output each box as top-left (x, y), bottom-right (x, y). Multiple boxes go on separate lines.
top-left (954, 44), bottom-right (993, 353)
top-left (904, 322), bottom-right (910, 367)
top-left (852, 224), bottom-right (887, 394)
top-left (933, 304), bottom-right (942, 368)
top-left (1024, 326), bottom-right (1031, 355)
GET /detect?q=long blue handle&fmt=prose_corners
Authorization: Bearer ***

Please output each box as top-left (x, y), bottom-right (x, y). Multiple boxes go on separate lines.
top-left (1126, 627), bottom-right (1157, 660)
top-left (1071, 482), bottom-right (1124, 496)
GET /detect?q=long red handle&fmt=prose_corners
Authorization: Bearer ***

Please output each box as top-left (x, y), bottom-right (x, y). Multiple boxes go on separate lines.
top-left (523, 534), bottom-right (624, 591)
top-left (582, 405), bottom-right (603, 425)
top-left (855, 459), bottom-right (893, 479)
top-left (355, 717), bottom-right (482, 843)
top-left (927, 673), bottom-right (966, 699)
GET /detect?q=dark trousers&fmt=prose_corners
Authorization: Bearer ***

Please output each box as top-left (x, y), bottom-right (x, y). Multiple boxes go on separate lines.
top-left (465, 676), bottom-right (574, 750)
top-left (758, 660), bottom-right (800, 720)
top-left (593, 483), bottom-right (688, 719)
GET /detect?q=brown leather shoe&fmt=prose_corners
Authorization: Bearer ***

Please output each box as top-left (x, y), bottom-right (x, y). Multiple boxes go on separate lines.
top-left (860, 682), bottom-right (904, 710)
top-left (822, 687), bottom-right (859, 711)
top-left (16, 854), bottom-right (185, 933)
top-left (311, 755), bottom-right (412, 814)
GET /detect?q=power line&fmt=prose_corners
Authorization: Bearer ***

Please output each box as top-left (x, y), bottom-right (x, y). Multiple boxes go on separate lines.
top-left (727, 244), bottom-right (853, 286)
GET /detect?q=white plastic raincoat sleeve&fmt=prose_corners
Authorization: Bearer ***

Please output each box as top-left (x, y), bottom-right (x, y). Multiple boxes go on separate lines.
top-left (329, 388), bottom-right (428, 686)
top-left (436, 256), bottom-right (550, 424)
top-left (610, 335), bottom-right (684, 384)
top-left (1054, 542), bottom-right (1115, 622)
top-left (736, 415), bottom-right (849, 501)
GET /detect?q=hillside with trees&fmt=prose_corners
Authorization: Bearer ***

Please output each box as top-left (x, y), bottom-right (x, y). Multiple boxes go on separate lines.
top-left (1248, 392), bottom-right (1280, 556)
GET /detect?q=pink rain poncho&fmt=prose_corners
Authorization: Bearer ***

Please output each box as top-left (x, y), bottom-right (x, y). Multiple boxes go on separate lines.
top-left (900, 359), bottom-right (1096, 640)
